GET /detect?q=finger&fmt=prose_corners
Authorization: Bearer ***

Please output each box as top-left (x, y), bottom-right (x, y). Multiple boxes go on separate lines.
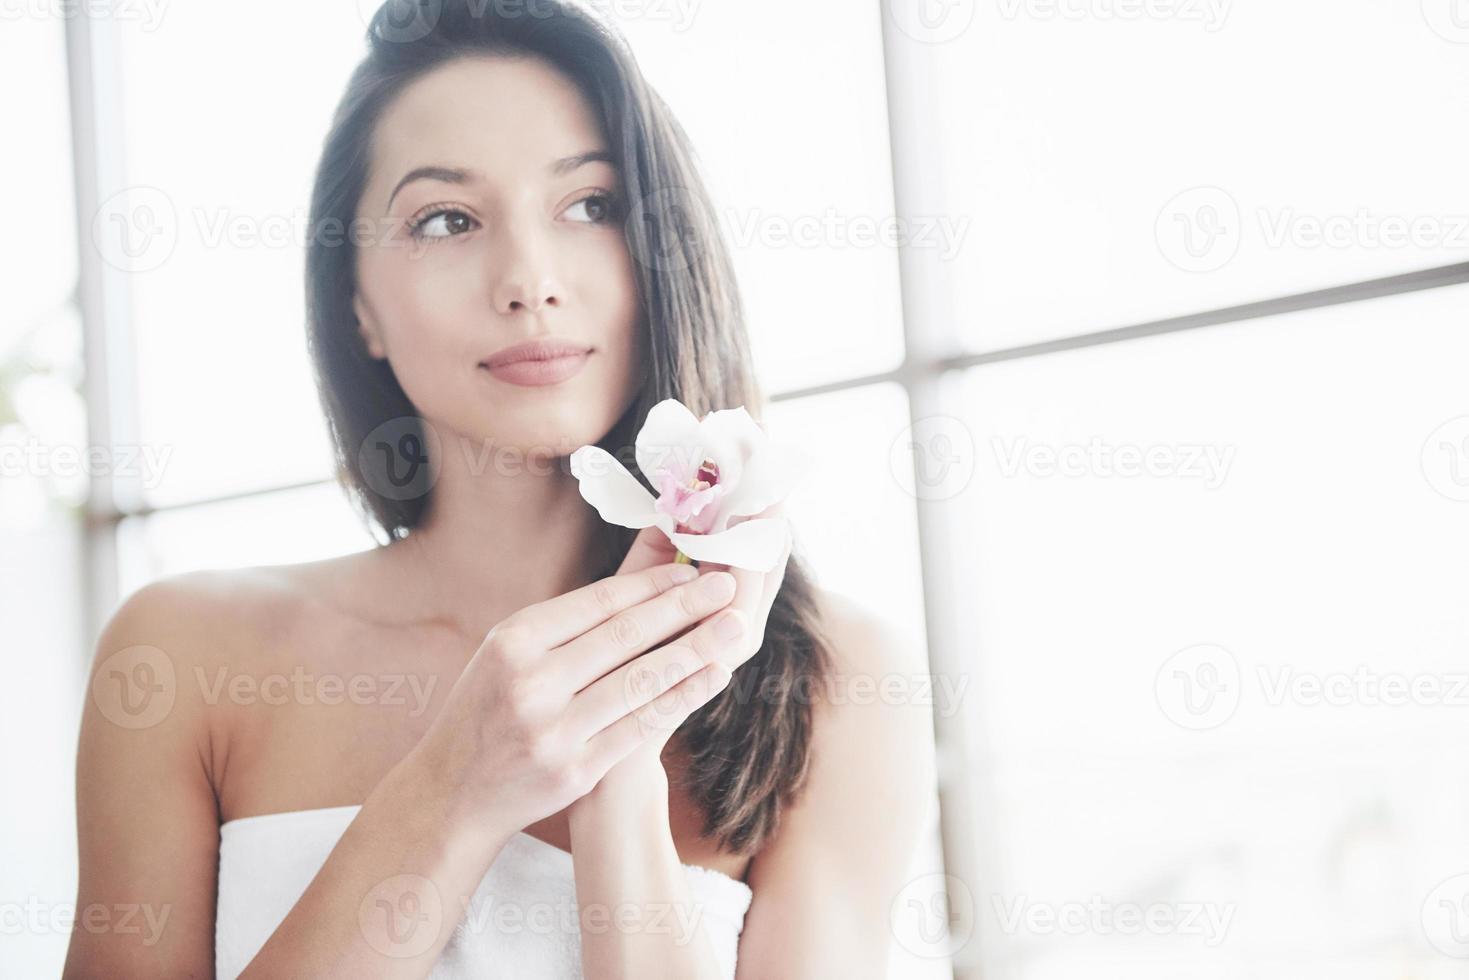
top-left (583, 660), bottom-right (733, 775)
top-left (720, 562), bottom-right (764, 652)
top-left (568, 603), bottom-right (747, 742)
top-left (697, 544), bottom-right (768, 613)
top-left (755, 523), bottom-right (793, 637)
top-left (698, 508), bottom-right (791, 668)
top-left (501, 562), bottom-right (698, 650)
top-left (551, 569), bottom-right (737, 692)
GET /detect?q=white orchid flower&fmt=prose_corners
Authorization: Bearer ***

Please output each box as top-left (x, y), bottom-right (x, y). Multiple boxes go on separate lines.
top-left (569, 398), bottom-right (809, 572)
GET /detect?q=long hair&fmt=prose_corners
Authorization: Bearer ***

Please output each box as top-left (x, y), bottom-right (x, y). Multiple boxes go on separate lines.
top-left (304, 0), bottom-right (833, 855)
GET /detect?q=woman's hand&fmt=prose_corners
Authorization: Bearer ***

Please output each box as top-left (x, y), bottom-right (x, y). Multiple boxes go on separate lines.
top-left (403, 552), bottom-right (751, 841)
top-left (573, 502), bottom-right (795, 807)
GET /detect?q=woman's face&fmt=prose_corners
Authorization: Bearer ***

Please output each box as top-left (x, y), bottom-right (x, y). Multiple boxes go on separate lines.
top-left (352, 54), bottom-right (646, 461)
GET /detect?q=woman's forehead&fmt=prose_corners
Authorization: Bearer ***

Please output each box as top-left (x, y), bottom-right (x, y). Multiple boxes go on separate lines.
top-left (367, 55), bottom-right (610, 197)
top-left (382, 55), bottom-right (600, 149)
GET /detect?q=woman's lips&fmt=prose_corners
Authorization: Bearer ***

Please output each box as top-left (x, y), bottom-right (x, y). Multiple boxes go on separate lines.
top-left (479, 351), bottom-right (591, 387)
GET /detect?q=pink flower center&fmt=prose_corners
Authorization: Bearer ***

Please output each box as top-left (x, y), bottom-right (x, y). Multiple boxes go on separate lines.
top-left (654, 456), bottom-right (725, 534)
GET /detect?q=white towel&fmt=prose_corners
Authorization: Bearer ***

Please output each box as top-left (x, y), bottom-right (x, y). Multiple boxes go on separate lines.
top-left (214, 804), bottom-right (752, 979)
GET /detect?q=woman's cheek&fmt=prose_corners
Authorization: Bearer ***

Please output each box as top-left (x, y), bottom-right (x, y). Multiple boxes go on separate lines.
top-left (385, 247), bottom-right (485, 346)
top-left (594, 238), bottom-right (644, 344)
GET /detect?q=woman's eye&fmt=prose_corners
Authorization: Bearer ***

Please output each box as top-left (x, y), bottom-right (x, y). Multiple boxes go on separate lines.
top-left (408, 208), bottom-right (477, 240)
top-left (564, 193), bottom-right (619, 225)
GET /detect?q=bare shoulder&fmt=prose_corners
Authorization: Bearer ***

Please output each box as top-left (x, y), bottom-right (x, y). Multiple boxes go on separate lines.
top-left (776, 582), bottom-right (935, 820)
top-left (104, 562), bottom-right (297, 631)
top-left (83, 551), bottom-right (393, 760)
top-left (808, 586), bottom-right (925, 678)
top-left (65, 550), bottom-right (406, 976)
top-left (80, 551), bottom-right (398, 812)
top-left (93, 548), bottom-right (382, 674)
top-left (68, 561), bottom-right (360, 979)
top-left (92, 563), bottom-right (314, 678)
top-left (735, 585), bottom-right (938, 974)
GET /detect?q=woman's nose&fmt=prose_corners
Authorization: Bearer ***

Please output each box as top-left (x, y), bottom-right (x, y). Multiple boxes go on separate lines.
top-left (491, 223), bottom-right (562, 314)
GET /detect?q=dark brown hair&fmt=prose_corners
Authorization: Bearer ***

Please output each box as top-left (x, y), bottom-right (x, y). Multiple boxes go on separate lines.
top-left (304, 0), bottom-right (833, 855)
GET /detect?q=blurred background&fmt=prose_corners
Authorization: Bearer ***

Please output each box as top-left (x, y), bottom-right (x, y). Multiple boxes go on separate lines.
top-left (3, 0), bottom-right (1469, 977)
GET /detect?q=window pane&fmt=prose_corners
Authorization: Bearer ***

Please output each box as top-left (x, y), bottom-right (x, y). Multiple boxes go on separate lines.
top-left (117, 481), bottom-right (377, 597)
top-left (895, 0), bottom-right (1469, 352)
top-left (767, 383), bottom-right (927, 656)
top-left (0, 16), bottom-right (82, 980)
top-left (1, 9), bottom-right (85, 518)
top-left (950, 283), bottom-right (1469, 976)
top-left (0, 12), bottom-right (76, 354)
top-left (609, 2), bottom-right (906, 392)
top-left (116, 4), bottom-right (369, 506)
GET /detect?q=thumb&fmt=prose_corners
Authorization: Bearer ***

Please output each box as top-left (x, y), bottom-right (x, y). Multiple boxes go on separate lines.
top-left (617, 524), bottom-right (681, 575)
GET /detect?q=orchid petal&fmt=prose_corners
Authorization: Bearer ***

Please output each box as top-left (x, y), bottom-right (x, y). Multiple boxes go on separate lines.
top-left (569, 445), bottom-right (659, 529)
top-left (721, 439), bottom-right (813, 519)
top-left (692, 405), bottom-right (767, 499)
top-left (666, 516), bottom-right (791, 572)
top-left (634, 399), bottom-right (704, 484)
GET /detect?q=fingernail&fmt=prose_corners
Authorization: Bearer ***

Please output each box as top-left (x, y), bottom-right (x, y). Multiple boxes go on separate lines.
top-left (714, 609), bottom-right (745, 641)
top-left (699, 571), bottom-right (736, 601)
top-left (671, 564), bottom-right (699, 583)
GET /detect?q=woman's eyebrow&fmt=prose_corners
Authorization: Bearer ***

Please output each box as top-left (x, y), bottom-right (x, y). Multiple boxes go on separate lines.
top-left (386, 165), bottom-right (478, 211)
top-left (385, 151), bottom-right (617, 211)
top-left (550, 149), bottom-right (616, 176)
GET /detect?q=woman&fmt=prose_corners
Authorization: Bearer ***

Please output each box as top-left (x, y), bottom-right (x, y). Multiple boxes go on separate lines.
top-left (63, 1), bottom-right (933, 976)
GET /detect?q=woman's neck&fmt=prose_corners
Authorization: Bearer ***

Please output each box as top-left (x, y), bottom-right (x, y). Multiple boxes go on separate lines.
top-left (385, 437), bottom-right (606, 644)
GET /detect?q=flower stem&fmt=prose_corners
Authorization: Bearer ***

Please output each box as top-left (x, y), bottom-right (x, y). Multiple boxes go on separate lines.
top-left (673, 549), bottom-right (692, 565)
